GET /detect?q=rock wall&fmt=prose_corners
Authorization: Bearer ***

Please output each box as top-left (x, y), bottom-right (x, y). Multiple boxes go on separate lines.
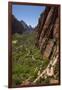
top-left (36, 6), bottom-right (60, 60)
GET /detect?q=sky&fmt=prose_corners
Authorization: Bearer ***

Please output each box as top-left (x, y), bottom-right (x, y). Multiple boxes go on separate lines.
top-left (12, 4), bottom-right (46, 27)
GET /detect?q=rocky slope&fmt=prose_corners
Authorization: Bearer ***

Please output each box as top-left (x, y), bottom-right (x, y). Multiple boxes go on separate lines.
top-left (34, 6), bottom-right (60, 84)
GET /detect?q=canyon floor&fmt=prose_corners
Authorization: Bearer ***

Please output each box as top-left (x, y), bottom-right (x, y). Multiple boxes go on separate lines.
top-left (12, 31), bottom-right (59, 87)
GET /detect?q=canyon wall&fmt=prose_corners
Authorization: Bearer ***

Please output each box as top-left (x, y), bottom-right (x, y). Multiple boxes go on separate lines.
top-left (36, 6), bottom-right (60, 60)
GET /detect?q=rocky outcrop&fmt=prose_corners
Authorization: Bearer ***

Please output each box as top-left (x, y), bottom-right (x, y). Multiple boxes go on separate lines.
top-left (36, 6), bottom-right (60, 60)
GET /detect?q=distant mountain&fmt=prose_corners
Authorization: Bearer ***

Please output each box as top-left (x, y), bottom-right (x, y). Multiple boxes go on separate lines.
top-left (12, 15), bottom-right (33, 34)
top-left (20, 20), bottom-right (29, 30)
top-left (28, 25), bottom-right (33, 32)
top-left (20, 20), bottom-right (33, 33)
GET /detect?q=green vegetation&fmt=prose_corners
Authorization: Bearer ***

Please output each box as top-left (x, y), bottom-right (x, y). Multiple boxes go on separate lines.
top-left (12, 32), bottom-right (49, 86)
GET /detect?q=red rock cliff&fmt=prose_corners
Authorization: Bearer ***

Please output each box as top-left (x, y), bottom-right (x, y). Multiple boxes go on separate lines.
top-left (36, 6), bottom-right (60, 60)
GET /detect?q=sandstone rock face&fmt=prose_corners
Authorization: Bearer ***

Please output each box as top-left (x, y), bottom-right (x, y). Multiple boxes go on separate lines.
top-left (43, 40), bottom-right (54, 59)
top-left (36, 6), bottom-right (60, 60)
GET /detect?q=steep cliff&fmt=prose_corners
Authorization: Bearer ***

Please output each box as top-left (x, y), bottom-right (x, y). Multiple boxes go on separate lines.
top-left (33, 6), bottom-right (60, 84)
top-left (36, 6), bottom-right (60, 60)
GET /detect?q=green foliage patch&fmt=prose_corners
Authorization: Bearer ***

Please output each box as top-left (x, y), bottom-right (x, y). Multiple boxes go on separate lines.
top-left (12, 32), bottom-right (49, 86)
